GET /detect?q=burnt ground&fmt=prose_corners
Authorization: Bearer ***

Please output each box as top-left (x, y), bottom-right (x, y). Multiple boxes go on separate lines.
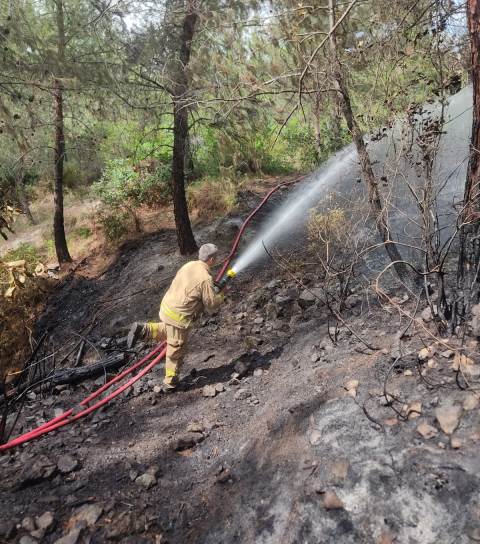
top-left (1, 184), bottom-right (480, 544)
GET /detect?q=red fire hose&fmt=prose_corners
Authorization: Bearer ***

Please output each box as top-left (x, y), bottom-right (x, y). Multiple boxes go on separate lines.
top-left (0, 177), bottom-right (301, 452)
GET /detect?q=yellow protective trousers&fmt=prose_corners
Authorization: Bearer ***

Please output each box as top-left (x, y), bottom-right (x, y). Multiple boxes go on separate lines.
top-left (143, 322), bottom-right (188, 385)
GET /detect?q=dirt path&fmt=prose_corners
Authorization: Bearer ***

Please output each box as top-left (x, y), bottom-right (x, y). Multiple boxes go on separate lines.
top-left (1, 185), bottom-right (480, 544)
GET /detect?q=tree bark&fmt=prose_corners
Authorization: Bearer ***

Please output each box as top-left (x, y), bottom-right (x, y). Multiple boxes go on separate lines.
top-left (171, 0), bottom-right (198, 255)
top-left (328, 0), bottom-right (413, 287)
top-left (455, 0), bottom-right (480, 325)
top-left (53, 0), bottom-right (71, 264)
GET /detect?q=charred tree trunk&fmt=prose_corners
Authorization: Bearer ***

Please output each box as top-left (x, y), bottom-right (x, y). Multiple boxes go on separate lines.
top-left (455, 0), bottom-right (480, 327)
top-left (328, 0), bottom-right (414, 287)
top-left (171, 0), bottom-right (198, 255)
top-left (53, 78), bottom-right (71, 264)
top-left (52, 0), bottom-right (71, 264)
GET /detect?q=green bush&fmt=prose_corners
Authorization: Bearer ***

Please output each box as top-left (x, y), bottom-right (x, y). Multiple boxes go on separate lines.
top-left (93, 159), bottom-right (171, 210)
top-left (100, 212), bottom-right (131, 242)
top-left (2, 243), bottom-right (40, 267)
top-left (74, 226), bottom-right (92, 239)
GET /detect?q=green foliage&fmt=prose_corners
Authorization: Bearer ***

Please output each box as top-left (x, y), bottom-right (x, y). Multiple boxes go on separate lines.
top-left (188, 176), bottom-right (239, 221)
top-left (100, 212), bottom-right (131, 243)
top-left (93, 158), bottom-right (171, 211)
top-left (73, 226), bottom-right (92, 239)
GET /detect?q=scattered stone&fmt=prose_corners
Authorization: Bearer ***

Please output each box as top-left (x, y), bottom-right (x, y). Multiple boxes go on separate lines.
top-left (19, 536), bottom-right (37, 544)
top-left (202, 385), bottom-right (217, 398)
top-left (464, 394), bottom-right (479, 411)
top-left (35, 512), bottom-right (54, 532)
top-left (377, 531), bottom-right (396, 544)
top-left (73, 503), bottom-right (103, 527)
top-left (135, 472), bottom-right (157, 490)
top-left (253, 317), bottom-right (264, 325)
top-left (416, 422), bottom-right (438, 439)
top-left (383, 418), bottom-right (399, 426)
top-left (21, 517), bottom-right (36, 532)
top-left (215, 382), bottom-right (225, 393)
top-left (274, 294), bottom-right (291, 306)
top-left (440, 350), bottom-right (454, 358)
top-left (53, 526), bottom-right (84, 544)
top-left (153, 385), bottom-right (162, 394)
top-left (468, 528), bottom-right (480, 542)
top-left (344, 379), bottom-right (359, 398)
top-left (186, 421), bottom-right (204, 433)
top-left (418, 346), bottom-right (435, 361)
top-left (427, 359), bottom-right (437, 369)
top-left (265, 302), bottom-right (279, 320)
top-left (234, 388), bottom-right (251, 401)
top-left (421, 307), bottom-right (433, 322)
top-left (299, 289), bottom-right (317, 308)
top-left (308, 430), bottom-right (322, 446)
top-left (253, 368), bottom-right (263, 377)
top-left (310, 353), bottom-right (320, 363)
top-left (173, 432), bottom-right (204, 451)
top-left (404, 369), bottom-right (413, 376)
top-left (323, 490), bottom-right (344, 510)
top-left (406, 401), bottom-right (422, 419)
top-left (234, 358), bottom-right (251, 377)
top-left (330, 460), bottom-right (349, 482)
top-left (57, 455), bottom-right (79, 474)
top-left (450, 437), bottom-right (462, 449)
top-left (18, 455), bottom-right (57, 488)
top-left (435, 403), bottom-right (462, 435)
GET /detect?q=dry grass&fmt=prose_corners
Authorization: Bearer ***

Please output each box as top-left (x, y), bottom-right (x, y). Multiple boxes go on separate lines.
top-left (187, 178), bottom-right (240, 222)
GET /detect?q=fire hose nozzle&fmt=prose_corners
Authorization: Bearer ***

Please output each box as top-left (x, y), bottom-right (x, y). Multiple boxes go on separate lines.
top-left (214, 268), bottom-right (236, 293)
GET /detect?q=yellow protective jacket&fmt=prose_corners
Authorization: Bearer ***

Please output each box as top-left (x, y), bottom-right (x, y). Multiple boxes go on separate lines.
top-left (159, 260), bottom-right (223, 329)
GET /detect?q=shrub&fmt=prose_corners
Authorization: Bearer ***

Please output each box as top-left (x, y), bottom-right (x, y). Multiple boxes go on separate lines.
top-left (100, 212), bottom-right (132, 242)
top-left (74, 226), bottom-right (92, 239)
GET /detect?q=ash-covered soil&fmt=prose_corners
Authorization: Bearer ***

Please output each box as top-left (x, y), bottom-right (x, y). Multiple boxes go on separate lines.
top-left (1, 186), bottom-right (480, 544)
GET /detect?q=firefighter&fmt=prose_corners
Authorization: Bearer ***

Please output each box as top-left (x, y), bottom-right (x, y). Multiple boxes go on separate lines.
top-left (127, 243), bottom-right (224, 391)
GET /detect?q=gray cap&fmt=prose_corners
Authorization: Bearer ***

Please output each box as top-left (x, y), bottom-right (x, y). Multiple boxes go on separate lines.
top-left (199, 243), bottom-right (219, 262)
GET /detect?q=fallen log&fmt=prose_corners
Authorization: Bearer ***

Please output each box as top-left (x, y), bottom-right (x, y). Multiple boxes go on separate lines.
top-left (48, 352), bottom-right (127, 386)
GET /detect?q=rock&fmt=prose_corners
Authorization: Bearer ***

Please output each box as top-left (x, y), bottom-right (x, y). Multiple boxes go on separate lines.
top-left (19, 536), bottom-right (37, 544)
top-left (323, 490), bottom-right (344, 510)
top-left (53, 526), bottom-right (84, 544)
top-left (173, 432), bottom-right (204, 451)
top-left (215, 382), bottom-right (225, 393)
top-left (416, 422), bottom-right (438, 439)
top-left (153, 385), bottom-right (162, 394)
top-left (299, 289), bottom-right (317, 308)
top-left (186, 421), bottom-right (204, 433)
top-left (234, 388), bottom-right (251, 401)
top-left (344, 379), bottom-right (359, 398)
top-left (57, 455), bottom-right (79, 474)
top-left (202, 385), bottom-right (217, 398)
top-left (73, 503), bottom-right (103, 527)
top-left (427, 359), bottom-right (437, 369)
top-left (463, 394), bottom-right (479, 411)
top-left (421, 307), bottom-right (433, 322)
top-left (435, 403), bottom-right (462, 435)
top-left (18, 455), bottom-right (57, 488)
top-left (35, 511), bottom-right (54, 532)
top-left (450, 437), bottom-right (462, 449)
top-left (274, 294), bottom-right (291, 306)
top-left (253, 317), bottom-right (264, 325)
top-left (308, 429), bottom-right (322, 446)
top-left (418, 346), bottom-right (435, 361)
top-left (135, 472), bottom-right (157, 490)
top-left (233, 358), bottom-right (251, 378)
top-left (310, 353), bottom-right (320, 363)
top-left (440, 350), bottom-right (454, 358)
top-left (468, 528), bottom-right (480, 542)
top-left (21, 517), bottom-right (36, 532)
top-left (406, 400), bottom-right (422, 419)
top-left (253, 368), bottom-right (263, 377)
top-left (404, 369), bottom-right (413, 376)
